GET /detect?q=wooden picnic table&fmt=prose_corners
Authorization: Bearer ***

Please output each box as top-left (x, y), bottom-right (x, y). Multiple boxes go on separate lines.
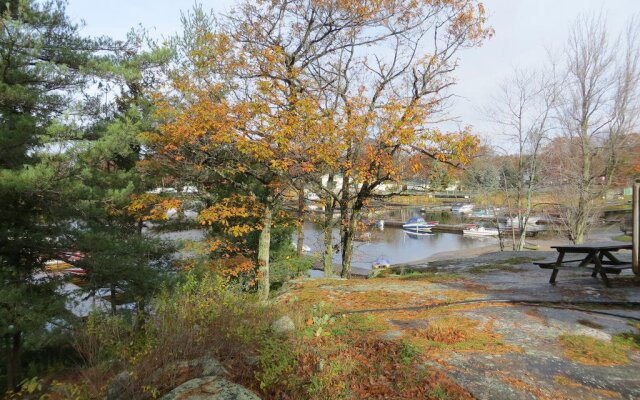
top-left (536, 242), bottom-right (632, 287)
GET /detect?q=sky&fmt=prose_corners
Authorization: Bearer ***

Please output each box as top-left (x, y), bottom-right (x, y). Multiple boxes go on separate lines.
top-left (66, 0), bottom-right (640, 150)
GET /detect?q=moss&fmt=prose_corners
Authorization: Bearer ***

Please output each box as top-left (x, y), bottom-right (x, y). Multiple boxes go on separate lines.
top-left (613, 332), bottom-right (640, 350)
top-left (468, 264), bottom-right (521, 274)
top-left (397, 272), bottom-right (464, 283)
top-left (559, 335), bottom-right (632, 366)
top-left (611, 234), bottom-right (632, 242)
top-left (467, 257), bottom-right (544, 274)
top-left (408, 316), bottom-right (516, 354)
top-left (500, 257), bottom-right (544, 265)
top-left (576, 319), bottom-right (604, 329)
top-left (553, 374), bottom-right (623, 398)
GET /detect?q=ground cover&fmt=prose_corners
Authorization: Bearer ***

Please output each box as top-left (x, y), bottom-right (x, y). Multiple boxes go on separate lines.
top-left (269, 251), bottom-right (640, 399)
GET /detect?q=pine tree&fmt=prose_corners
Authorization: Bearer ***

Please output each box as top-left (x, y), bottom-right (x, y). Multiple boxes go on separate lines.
top-left (0, 0), bottom-right (114, 390)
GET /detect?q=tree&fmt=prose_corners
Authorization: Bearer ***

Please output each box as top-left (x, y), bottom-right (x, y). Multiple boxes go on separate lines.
top-left (552, 14), bottom-right (640, 243)
top-left (0, 0), bottom-right (116, 390)
top-left (486, 67), bottom-right (558, 250)
top-left (308, 3), bottom-right (489, 277)
top-left (71, 38), bottom-right (174, 320)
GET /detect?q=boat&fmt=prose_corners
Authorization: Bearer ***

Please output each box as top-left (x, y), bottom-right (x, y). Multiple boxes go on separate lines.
top-left (451, 203), bottom-right (474, 214)
top-left (463, 226), bottom-right (499, 237)
top-left (403, 230), bottom-right (433, 238)
top-left (402, 217), bottom-right (438, 233)
top-left (372, 257), bottom-right (391, 269)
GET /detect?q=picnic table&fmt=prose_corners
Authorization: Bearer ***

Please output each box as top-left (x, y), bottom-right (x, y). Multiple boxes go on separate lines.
top-left (535, 242), bottom-right (632, 287)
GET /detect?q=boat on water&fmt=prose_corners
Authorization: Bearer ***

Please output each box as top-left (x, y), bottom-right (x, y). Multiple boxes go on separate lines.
top-left (463, 226), bottom-right (499, 237)
top-left (402, 217), bottom-right (438, 233)
top-left (404, 230), bottom-right (434, 237)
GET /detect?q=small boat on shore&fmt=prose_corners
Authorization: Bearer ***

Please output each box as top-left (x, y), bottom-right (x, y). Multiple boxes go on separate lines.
top-left (372, 257), bottom-right (391, 269)
top-left (463, 226), bottom-right (499, 237)
top-left (402, 217), bottom-right (438, 233)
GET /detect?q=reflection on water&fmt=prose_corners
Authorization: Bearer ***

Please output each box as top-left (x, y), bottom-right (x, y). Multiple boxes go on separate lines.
top-left (298, 221), bottom-right (495, 269)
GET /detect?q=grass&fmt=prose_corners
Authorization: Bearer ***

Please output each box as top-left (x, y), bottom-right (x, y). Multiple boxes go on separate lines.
top-left (558, 334), bottom-right (633, 366)
top-left (611, 234), bottom-right (632, 242)
top-left (407, 316), bottom-right (516, 354)
top-left (373, 268), bottom-right (465, 282)
top-left (466, 257), bottom-right (546, 274)
top-left (398, 272), bottom-right (464, 282)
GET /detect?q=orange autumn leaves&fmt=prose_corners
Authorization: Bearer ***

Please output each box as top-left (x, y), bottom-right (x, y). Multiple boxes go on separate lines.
top-left (140, 0), bottom-right (491, 289)
top-left (125, 193), bottom-right (182, 222)
top-left (198, 195), bottom-right (263, 237)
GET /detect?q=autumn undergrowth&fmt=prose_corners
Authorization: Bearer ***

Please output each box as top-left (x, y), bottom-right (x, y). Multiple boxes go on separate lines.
top-left (31, 270), bottom-right (276, 399)
top-left (558, 334), bottom-right (638, 366)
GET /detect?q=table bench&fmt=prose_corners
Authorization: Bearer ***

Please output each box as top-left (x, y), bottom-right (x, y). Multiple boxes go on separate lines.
top-left (536, 243), bottom-right (632, 287)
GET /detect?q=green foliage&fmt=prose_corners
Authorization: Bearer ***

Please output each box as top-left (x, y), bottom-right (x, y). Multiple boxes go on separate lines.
top-left (255, 336), bottom-right (299, 390)
top-left (271, 254), bottom-right (314, 284)
top-left (398, 340), bottom-right (421, 365)
top-left (0, 0), bottom-right (123, 389)
top-left (428, 386), bottom-right (454, 399)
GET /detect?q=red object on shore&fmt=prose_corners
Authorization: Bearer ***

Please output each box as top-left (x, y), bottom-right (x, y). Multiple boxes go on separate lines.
top-left (63, 267), bottom-right (87, 276)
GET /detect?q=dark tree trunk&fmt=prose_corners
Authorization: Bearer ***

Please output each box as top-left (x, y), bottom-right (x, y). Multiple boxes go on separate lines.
top-left (296, 189), bottom-right (305, 256)
top-left (6, 332), bottom-right (22, 391)
top-left (110, 283), bottom-right (117, 315)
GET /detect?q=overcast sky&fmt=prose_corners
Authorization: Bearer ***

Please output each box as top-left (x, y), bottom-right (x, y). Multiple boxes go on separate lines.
top-left (67, 0), bottom-right (640, 150)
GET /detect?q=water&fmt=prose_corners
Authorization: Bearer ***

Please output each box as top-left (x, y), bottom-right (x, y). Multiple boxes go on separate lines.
top-left (298, 221), bottom-right (496, 269)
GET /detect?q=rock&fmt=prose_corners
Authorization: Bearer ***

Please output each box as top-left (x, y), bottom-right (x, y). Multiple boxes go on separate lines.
top-left (151, 356), bottom-right (227, 384)
top-left (199, 357), bottom-right (226, 377)
top-left (271, 315), bottom-right (295, 334)
top-left (106, 371), bottom-right (132, 400)
top-left (574, 327), bottom-right (612, 342)
top-left (160, 376), bottom-right (261, 400)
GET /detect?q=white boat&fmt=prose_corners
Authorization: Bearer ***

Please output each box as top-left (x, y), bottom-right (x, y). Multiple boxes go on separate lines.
top-left (451, 203), bottom-right (474, 214)
top-left (404, 230), bottom-right (433, 237)
top-left (372, 257), bottom-right (391, 269)
top-left (499, 216), bottom-right (546, 234)
top-left (463, 226), bottom-right (499, 237)
top-left (402, 217), bottom-right (438, 233)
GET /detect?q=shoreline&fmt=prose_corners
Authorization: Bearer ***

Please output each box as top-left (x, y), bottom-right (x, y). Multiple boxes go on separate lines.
top-left (402, 233), bottom-right (627, 266)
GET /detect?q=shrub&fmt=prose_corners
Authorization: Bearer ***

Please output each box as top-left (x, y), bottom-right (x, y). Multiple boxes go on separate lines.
top-left (68, 270), bottom-right (274, 399)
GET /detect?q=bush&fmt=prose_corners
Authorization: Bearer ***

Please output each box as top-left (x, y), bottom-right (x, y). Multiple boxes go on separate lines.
top-left (270, 254), bottom-right (314, 284)
top-left (68, 270), bottom-right (274, 399)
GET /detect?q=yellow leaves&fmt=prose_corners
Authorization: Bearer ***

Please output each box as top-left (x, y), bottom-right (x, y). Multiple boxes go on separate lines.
top-left (198, 195), bottom-right (264, 237)
top-left (126, 194), bottom-right (182, 221)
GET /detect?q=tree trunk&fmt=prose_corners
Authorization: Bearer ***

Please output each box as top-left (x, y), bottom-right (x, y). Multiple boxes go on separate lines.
top-left (296, 190), bottom-right (305, 256)
top-left (341, 210), bottom-right (359, 278)
top-left (573, 143), bottom-right (592, 244)
top-left (323, 217), bottom-right (334, 277)
top-left (323, 175), bottom-right (336, 277)
top-left (110, 283), bottom-right (117, 315)
top-left (6, 332), bottom-right (22, 391)
top-left (135, 297), bottom-right (146, 331)
top-left (257, 199), bottom-right (273, 302)
top-left (573, 199), bottom-right (589, 244)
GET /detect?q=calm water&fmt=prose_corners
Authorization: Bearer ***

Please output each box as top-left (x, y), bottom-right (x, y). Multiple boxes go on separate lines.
top-left (298, 221), bottom-right (496, 269)
top-left (147, 216), bottom-right (495, 270)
